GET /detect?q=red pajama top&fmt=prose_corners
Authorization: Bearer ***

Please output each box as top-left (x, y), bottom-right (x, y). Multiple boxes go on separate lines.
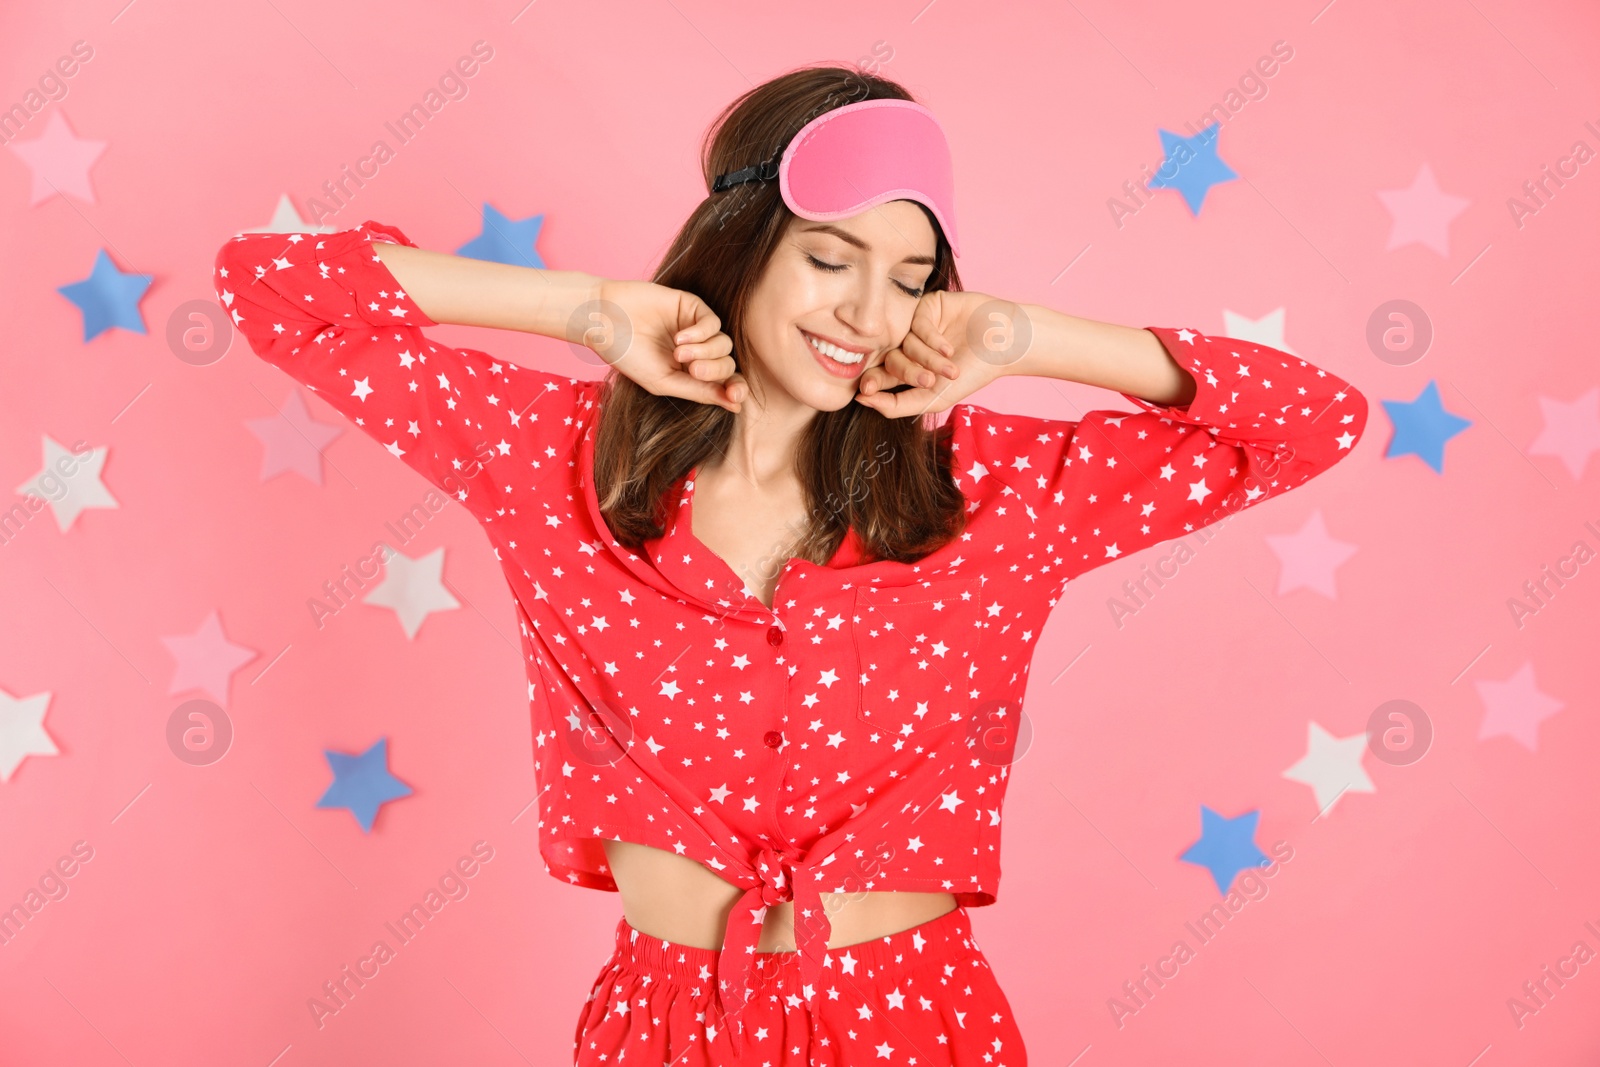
top-left (213, 220), bottom-right (1368, 1043)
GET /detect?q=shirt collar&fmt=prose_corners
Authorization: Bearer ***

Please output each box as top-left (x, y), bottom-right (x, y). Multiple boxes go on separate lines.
top-left (577, 416), bottom-right (867, 618)
top-left (635, 459), bottom-right (869, 613)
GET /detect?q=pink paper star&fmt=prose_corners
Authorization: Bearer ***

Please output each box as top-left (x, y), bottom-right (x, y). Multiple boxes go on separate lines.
top-left (247, 389), bottom-right (345, 484)
top-left (1527, 387), bottom-right (1600, 482)
top-left (161, 609), bottom-right (259, 708)
top-left (1376, 163), bottom-right (1470, 257)
top-left (7, 111), bottom-right (106, 206)
top-left (1476, 661), bottom-right (1564, 752)
top-left (1264, 509), bottom-right (1358, 598)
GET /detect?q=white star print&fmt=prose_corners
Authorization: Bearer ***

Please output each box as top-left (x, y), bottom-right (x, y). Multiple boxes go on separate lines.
top-left (213, 224), bottom-right (1368, 1056)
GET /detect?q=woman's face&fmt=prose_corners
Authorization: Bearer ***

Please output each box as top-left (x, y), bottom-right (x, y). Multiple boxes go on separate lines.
top-left (741, 200), bottom-right (938, 412)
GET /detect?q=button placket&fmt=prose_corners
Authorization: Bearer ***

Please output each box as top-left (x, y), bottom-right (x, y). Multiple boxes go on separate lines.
top-left (761, 609), bottom-right (797, 843)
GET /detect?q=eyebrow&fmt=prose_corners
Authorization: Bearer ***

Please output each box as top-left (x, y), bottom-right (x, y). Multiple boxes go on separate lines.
top-left (799, 223), bottom-right (937, 266)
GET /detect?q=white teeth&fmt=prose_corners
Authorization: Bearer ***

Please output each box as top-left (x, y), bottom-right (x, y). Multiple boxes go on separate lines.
top-left (805, 332), bottom-right (863, 365)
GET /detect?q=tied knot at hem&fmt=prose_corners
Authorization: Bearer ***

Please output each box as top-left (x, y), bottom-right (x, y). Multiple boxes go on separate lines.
top-left (711, 843), bottom-right (837, 1056)
top-left (753, 845), bottom-right (802, 905)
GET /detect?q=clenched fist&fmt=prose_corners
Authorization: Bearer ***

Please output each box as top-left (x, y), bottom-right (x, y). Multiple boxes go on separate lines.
top-left (581, 279), bottom-right (748, 412)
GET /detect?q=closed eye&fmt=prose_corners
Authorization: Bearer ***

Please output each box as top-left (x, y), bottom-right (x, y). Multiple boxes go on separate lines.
top-left (805, 253), bottom-right (925, 298)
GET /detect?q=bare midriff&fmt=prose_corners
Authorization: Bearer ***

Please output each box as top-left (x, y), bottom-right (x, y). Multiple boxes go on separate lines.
top-left (602, 839), bottom-right (959, 951)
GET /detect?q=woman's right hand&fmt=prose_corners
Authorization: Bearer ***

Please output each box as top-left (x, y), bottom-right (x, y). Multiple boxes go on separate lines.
top-left (582, 279), bottom-right (747, 412)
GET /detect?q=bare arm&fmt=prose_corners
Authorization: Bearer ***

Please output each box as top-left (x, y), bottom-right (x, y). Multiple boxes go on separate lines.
top-left (859, 294), bottom-right (1200, 417)
top-left (367, 234), bottom-right (743, 409)
top-left (371, 241), bottom-right (603, 340)
top-left (1008, 304), bottom-right (1199, 408)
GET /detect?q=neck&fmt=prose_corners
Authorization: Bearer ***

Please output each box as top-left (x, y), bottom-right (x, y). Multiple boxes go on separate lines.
top-left (705, 384), bottom-right (818, 489)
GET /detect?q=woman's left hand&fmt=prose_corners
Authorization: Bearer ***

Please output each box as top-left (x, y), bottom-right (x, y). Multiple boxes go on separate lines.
top-left (854, 290), bottom-right (1025, 418)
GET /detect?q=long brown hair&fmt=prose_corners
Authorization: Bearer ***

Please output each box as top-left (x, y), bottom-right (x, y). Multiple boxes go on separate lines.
top-left (592, 63), bottom-right (968, 567)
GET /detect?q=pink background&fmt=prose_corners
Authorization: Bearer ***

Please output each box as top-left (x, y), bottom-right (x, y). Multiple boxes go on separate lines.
top-left (3, 0), bottom-right (1599, 1064)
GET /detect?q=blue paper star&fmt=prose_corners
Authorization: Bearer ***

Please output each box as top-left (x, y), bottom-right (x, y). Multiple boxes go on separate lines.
top-left (1380, 380), bottom-right (1471, 473)
top-left (456, 203), bottom-right (546, 268)
top-left (315, 737), bottom-right (413, 833)
top-left (57, 248), bottom-right (153, 341)
top-left (1146, 124), bottom-right (1238, 215)
top-left (1180, 805), bottom-right (1270, 894)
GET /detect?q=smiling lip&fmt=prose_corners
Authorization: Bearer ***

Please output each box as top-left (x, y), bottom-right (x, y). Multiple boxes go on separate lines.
top-left (800, 327), bottom-right (871, 356)
top-left (800, 328), bottom-right (870, 380)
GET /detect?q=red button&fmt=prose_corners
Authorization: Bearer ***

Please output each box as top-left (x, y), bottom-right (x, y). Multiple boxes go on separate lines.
top-left (766, 625), bottom-right (784, 647)
top-left (763, 730), bottom-right (783, 748)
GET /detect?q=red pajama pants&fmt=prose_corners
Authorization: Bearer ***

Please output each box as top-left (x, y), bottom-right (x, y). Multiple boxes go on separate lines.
top-left (572, 905), bottom-right (1027, 1066)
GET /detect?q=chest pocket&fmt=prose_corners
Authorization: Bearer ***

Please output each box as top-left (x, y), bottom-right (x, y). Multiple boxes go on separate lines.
top-left (852, 576), bottom-right (985, 738)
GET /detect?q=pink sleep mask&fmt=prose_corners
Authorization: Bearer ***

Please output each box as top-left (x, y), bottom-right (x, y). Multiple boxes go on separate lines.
top-left (711, 98), bottom-right (961, 258)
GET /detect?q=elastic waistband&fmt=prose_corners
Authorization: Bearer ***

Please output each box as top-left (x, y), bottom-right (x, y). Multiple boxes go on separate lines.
top-left (610, 905), bottom-right (976, 992)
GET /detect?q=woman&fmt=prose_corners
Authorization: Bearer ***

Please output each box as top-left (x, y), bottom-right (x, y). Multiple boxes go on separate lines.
top-left (214, 64), bottom-right (1366, 1066)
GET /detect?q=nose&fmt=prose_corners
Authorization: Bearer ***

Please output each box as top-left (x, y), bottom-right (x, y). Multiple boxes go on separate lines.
top-left (834, 274), bottom-right (890, 348)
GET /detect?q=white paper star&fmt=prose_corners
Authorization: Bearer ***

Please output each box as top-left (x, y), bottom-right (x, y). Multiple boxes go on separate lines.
top-left (0, 687), bottom-right (58, 783)
top-left (17, 436), bottom-right (118, 532)
top-left (1282, 721), bottom-right (1376, 816)
top-left (238, 193), bottom-right (338, 235)
top-left (1221, 307), bottom-right (1298, 356)
top-left (363, 546), bottom-right (460, 639)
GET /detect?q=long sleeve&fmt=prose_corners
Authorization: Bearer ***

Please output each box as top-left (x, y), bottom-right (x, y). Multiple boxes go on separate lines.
top-left (212, 220), bottom-right (600, 522)
top-left (945, 326), bottom-right (1367, 583)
